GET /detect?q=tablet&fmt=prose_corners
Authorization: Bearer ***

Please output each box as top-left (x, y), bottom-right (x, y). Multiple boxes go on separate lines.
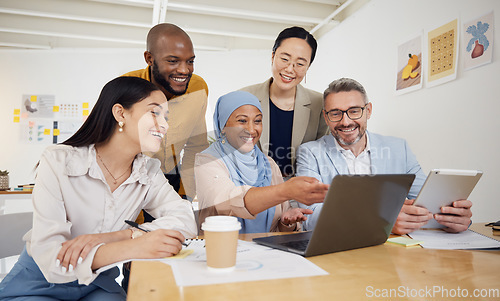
top-left (414, 169), bottom-right (482, 229)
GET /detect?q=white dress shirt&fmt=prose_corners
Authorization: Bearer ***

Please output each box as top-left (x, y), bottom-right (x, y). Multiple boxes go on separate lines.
top-left (333, 134), bottom-right (372, 175)
top-left (24, 144), bottom-right (197, 285)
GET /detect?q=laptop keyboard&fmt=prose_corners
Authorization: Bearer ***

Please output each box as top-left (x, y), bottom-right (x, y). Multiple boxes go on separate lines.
top-left (280, 239), bottom-right (310, 251)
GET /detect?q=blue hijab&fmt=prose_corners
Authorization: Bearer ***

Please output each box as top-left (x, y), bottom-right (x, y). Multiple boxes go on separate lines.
top-left (203, 91), bottom-right (274, 233)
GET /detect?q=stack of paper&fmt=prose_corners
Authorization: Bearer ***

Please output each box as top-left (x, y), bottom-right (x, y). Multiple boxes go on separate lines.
top-left (408, 229), bottom-right (500, 250)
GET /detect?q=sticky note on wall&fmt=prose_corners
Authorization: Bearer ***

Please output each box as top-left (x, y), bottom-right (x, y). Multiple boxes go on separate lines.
top-left (53, 129), bottom-right (60, 136)
top-left (14, 116), bottom-right (20, 123)
top-left (44, 129), bottom-right (51, 135)
top-left (30, 95), bottom-right (37, 102)
top-left (14, 109), bottom-right (20, 115)
top-left (82, 102), bottom-right (89, 109)
top-left (53, 106), bottom-right (59, 112)
top-left (83, 110), bottom-right (89, 116)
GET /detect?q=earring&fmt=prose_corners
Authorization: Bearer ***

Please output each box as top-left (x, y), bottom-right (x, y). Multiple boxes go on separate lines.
top-left (221, 132), bottom-right (226, 144)
top-left (118, 121), bottom-right (124, 132)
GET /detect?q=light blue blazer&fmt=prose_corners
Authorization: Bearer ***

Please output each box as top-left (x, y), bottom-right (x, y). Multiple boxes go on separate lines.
top-left (296, 131), bottom-right (426, 231)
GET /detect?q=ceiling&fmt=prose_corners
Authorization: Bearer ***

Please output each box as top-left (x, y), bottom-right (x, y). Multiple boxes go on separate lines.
top-left (0, 0), bottom-right (368, 51)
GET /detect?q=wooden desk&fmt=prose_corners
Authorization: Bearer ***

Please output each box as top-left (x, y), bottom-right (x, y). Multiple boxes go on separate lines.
top-left (0, 190), bottom-right (32, 195)
top-left (0, 190), bottom-right (33, 214)
top-left (127, 228), bottom-right (500, 301)
top-left (470, 223), bottom-right (500, 241)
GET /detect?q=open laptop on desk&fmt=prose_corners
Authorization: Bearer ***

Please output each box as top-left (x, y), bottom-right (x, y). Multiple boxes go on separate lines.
top-left (253, 174), bottom-right (415, 257)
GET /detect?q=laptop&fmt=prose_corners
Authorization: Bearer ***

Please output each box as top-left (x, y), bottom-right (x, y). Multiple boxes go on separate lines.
top-left (253, 174), bottom-right (415, 257)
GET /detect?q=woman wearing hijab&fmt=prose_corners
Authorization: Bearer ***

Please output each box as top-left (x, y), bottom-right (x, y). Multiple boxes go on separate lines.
top-left (241, 26), bottom-right (328, 178)
top-left (195, 91), bottom-right (329, 233)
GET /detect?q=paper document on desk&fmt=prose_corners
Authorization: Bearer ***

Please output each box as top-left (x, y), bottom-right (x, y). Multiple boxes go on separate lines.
top-left (166, 240), bottom-right (328, 287)
top-left (409, 229), bottom-right (500, 249)
top-left (95, 239), bottom-right (206, 274)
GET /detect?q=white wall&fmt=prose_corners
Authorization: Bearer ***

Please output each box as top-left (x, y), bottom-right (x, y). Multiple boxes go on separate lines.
top-left (307, 0), bottom-right (500, 222)
top-left (189, 49), bottom-right (270, 134)
top-left (0, 48), bottom-right (143, 187)
top-left (0, 0), bottom-right (498, 222)
top-left (0, 48), bottom-right (270, 187)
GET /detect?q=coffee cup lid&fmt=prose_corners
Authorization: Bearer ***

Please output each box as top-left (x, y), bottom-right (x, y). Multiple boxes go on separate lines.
top-left (201, 216), bottom-right (241, 232)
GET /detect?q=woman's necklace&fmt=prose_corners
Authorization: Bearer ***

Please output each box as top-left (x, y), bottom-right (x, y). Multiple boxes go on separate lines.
top-left (283, 101), bottom-right (294, 111)
top-left (96, 150), bottom-right (130, 184)
top-left (269, 86), bottom-right (295, 111)
top-left (271, 98), bottom-right (295, 111)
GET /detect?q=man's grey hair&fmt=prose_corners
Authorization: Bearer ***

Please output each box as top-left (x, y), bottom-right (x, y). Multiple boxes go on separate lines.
top-left (323, 78), bottom-right (369, 106)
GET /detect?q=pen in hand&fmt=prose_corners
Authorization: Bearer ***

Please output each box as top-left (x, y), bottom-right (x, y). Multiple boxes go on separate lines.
top-left (124, 220), bottom-right (188, 246)
top-left (125, 220), bottom-right (150, 232)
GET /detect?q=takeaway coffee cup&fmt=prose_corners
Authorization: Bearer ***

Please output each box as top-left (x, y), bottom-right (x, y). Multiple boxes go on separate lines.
top-left (201, 216), bottom-right (241, 272)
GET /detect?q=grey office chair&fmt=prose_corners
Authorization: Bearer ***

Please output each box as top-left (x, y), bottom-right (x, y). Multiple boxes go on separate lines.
top-left (0, 212), bottom-right (33, 279)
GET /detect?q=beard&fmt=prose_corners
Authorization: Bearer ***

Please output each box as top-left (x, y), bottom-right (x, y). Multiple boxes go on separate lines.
top-left (151, 61), bottom-right (191, 96)
top-left (332, 125), bottom-right (365, 146)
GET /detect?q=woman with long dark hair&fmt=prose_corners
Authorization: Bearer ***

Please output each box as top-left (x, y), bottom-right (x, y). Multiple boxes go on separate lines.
top-left (0, 77), bottom-right (196, 300)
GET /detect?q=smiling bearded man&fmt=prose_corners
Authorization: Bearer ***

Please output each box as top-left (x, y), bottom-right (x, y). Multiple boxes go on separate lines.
top-left (123, 23), bottom-right (209, 201)
top-left (121, 23), bottom-right (209, 292)
top-left (295, 77), bottom-right (473, 237)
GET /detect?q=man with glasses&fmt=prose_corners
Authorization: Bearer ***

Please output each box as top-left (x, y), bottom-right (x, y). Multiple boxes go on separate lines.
top-left (296, 78), bottom-right (472, 234)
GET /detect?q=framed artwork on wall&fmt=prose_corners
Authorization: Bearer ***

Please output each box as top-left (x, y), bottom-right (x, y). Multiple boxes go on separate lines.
top-left (426, 18), bottom-right (459, 88)
top-left (395, 32), bottom-right (423, 95)
top-left (463, 11), bottom-right (494, 71)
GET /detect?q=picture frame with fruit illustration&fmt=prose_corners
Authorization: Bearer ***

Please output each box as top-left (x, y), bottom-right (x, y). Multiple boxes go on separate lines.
top-left (396, 33), bottom-right (423, 95)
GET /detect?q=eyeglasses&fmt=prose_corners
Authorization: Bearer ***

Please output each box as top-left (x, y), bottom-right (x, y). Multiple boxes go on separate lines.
top-left (324, 105), bottom-right (368, 122)
top-left (276, 56), bottom-right (308, 73)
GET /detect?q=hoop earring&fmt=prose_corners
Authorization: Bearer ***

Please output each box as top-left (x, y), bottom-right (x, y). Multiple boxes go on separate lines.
top-left (118, 121), bottom-right (124, 132)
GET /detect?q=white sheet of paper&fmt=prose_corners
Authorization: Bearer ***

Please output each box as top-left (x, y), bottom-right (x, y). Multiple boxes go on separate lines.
top-left (166, 240), bottom-right (328, 287)
top-left (409, 229), bottom-right (500, 250)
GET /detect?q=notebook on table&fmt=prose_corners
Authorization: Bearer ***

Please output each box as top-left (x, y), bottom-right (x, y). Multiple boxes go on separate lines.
top-left (253, 174), bottom-right (415, 257)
